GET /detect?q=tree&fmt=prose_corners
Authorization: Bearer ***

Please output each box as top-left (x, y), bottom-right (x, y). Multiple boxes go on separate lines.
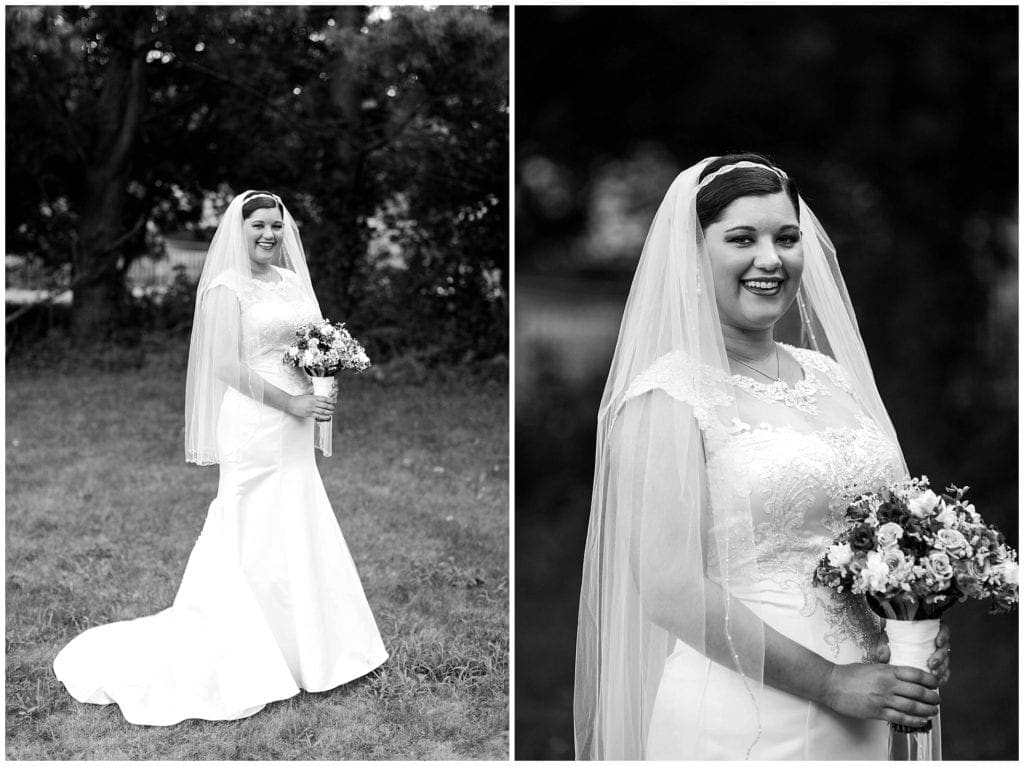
top-left (7, 5), bottom-right (509, 360)
top-left (8, 7), bottom-right (151, 339)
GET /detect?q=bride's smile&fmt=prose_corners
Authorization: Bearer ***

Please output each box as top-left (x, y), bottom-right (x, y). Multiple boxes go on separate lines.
top-left (245, 207), bottom-right (284, 265)
top-left (703, 191), bottom-right (804, 334)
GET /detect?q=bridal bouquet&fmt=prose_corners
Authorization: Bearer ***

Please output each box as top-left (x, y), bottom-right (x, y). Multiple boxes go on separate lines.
top-left (813, 476), bottom-right (1018, 618)
top-left (283, 320), bottom-right (371, 399)
top-left (814, 476), bottom-right (1017, 752)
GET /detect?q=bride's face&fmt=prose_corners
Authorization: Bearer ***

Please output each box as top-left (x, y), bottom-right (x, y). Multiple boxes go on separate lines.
top-left (244, 207), bottom-right (284, 268)
top-left (702, 192), bottom-right (803, 333)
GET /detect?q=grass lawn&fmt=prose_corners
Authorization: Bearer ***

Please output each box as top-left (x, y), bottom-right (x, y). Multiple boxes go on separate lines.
top-left (5, 341), bottom-right (509, 760)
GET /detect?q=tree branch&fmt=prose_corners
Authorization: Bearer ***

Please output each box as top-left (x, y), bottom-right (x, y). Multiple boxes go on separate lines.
top-left (106, 36), bottom-right (147, 173)
top-left (174, 58), bottom-right (316, 139)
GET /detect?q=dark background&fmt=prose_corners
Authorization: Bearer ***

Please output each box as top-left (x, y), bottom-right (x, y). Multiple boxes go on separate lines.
top-left (515, 6), bottom-right (1018, 760)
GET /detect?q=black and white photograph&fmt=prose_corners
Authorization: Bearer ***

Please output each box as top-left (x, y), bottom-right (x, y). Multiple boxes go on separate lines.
top-left (7, 4), bottom-right (508, 760)
top-left (516, 5), bottom-right (1017, 762)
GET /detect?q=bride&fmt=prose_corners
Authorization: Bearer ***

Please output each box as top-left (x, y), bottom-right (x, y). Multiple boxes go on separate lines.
top-left (53, 190), bottom-right (388, 725)
top-left (574, 155), bottom-right (952, 760)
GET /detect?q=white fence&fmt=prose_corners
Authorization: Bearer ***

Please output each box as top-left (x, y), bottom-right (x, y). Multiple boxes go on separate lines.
top-left (6, 238), bottom-right (208, 306)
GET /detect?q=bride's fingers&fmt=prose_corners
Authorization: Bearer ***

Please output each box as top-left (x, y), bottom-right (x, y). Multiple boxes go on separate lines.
top-left (886, 693), bottom-right (938, 718)
top-left (883, 708), bottom-right (932, 729)
top-left (892, 679), bottom-right (940, 706)
top-left (929, 655), bottom-right (949, 678)
top-left (893, 666), bottom-right (940, 690)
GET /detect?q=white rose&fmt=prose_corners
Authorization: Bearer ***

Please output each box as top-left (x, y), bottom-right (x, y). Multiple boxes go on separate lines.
top-left (882, 548), bottom-right (914, 589)
top-left (860, 550), bottom-right (890, 593)
top-left (827, 542), bottom-right (855, 569)
top-left (924, 551), bottom-right (953, 584)
top-left (908, 489), bottom-right (940, 518)
top-left (876, 522), bottom-right (905, 548)
top-left (935, 503), bottom-right (957, 528)
top-left (935, 528), bottom-right (971, 558)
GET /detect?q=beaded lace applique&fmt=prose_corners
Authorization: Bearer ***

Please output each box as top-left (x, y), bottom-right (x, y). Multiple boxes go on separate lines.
top-left (625, 347), bottom-right (902, 660)
top-left (208, 268), bottom-right (321, 396)
top-left (250, 276), bottom-right (289, 296)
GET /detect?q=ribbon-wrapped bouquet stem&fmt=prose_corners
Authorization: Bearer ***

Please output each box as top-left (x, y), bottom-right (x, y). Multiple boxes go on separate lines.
top-left (283, 320), bottom-right (371, 409)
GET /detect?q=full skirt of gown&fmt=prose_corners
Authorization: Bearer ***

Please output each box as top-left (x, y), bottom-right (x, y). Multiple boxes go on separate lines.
top-left (53, 385), bottom-right (389, 726)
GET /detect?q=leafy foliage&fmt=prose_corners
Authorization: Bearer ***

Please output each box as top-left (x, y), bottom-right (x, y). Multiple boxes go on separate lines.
top-left (6, 6), bottom-right (508, 360)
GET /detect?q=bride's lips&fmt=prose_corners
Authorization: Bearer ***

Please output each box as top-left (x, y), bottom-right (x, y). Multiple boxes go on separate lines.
top-left (256, 240), bottom-right (276, 251)
top-left (740, 277), bottom-right (784, 296)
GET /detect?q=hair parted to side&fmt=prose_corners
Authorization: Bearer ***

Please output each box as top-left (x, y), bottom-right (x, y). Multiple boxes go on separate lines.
top-left (241, 190), bottom-right (284, 219)
top-left (696, 152), bottom-right (800, 229)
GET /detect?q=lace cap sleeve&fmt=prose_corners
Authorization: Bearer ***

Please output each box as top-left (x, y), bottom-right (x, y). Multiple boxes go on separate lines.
top-left (205, 269), bottom-right (246, 294)
top-left (621, 351), bottom-right (733, 436)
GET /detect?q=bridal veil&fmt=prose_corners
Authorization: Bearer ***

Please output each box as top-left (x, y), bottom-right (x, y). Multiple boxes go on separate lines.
top-left (184, 190), bottom-right (332, 464)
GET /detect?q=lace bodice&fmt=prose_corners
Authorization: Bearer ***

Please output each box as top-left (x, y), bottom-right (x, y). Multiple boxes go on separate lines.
top-left (626, 345), bottom-right (906, 659)
top-left (212, 267), bottom-right (322, 395)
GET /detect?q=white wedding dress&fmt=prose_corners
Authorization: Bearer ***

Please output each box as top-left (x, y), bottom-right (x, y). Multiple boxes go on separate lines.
top-left (54, 265), bottom-right (388, 726)
top-left (633, 344), bottom-right (907, 760)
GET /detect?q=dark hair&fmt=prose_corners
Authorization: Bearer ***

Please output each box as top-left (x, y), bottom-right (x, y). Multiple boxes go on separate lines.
top-left (696, 152), bottom-right (799, 228)
top-left (241, 190), bottom-right (284, 220)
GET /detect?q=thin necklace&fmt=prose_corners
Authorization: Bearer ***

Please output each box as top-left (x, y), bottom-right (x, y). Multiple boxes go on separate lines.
top-left (728, 344), bottom-right (781, 383)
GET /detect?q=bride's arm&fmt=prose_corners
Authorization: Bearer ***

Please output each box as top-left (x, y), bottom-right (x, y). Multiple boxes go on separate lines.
top-left (616, 391), bottom-right (940, 727)
top-left (204, 286), bottom-right (333, 420)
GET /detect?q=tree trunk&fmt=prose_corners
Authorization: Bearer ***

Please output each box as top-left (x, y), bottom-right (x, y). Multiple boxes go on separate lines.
top-left (324, 5), bottom-right (369, 320)
top-left (71, 9), bottom-right (148, 342)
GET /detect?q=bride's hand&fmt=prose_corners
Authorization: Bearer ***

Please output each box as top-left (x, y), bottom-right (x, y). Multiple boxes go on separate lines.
top-left (287, 394), bottom-right (335, 421)
top-left (872, 622), bottom-right (952, 686)
top-left (824, 662), bottom-right (940, 728)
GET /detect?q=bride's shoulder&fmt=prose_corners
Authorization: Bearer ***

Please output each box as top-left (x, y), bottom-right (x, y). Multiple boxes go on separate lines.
top-left (204, 269), bottom-right (249, 294)
top-left (623, 351), bottom-right (729, 408)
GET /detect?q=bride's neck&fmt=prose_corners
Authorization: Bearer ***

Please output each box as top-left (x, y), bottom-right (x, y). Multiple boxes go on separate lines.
top-left (722, 323), bottom-right (776, 361)
top-left (249, 262), bottom-right (274, 279)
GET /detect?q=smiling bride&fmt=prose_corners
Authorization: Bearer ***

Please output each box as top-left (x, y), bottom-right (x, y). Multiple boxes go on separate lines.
top-left (53, 190), bottom-right (388, 725)
top-left (574, 155), bottom-right (952, 760)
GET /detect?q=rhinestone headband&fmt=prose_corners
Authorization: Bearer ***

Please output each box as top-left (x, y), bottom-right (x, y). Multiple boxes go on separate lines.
top-left (697, 161), bottom-right (788, 192)
top-left (244, 191), bottom-right (282, 205)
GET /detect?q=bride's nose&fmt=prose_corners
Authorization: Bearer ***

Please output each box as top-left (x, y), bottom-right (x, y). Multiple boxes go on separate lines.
top-left (752, 239), bottom-right (783, 269)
